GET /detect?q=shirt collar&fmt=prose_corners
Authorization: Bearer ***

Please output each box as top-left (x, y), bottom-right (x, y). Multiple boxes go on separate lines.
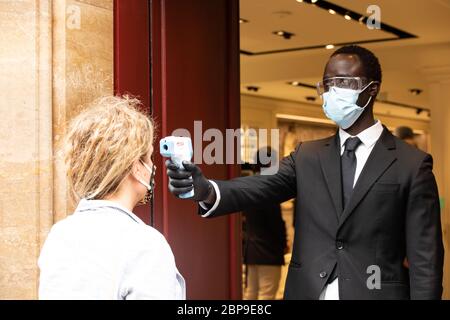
top-left (339, 120), bottom-right (384, 149)
top-left (75, 199), bottom-right (146, 225)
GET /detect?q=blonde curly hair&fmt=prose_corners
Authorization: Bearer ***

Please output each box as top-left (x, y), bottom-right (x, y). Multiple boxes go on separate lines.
top-left (63, 95), bottom-right (155, 202)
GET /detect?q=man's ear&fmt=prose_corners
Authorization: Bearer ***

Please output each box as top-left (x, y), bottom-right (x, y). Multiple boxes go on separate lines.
top-left (369, 82), bottom-right (380, 97)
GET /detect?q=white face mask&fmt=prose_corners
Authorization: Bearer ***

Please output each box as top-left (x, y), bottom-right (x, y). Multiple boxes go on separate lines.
top-left (322, 81), bottom-right (375, 130)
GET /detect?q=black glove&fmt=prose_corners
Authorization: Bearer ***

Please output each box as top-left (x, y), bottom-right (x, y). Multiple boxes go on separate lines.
top-left (165, 160), bottom-right (215, 202)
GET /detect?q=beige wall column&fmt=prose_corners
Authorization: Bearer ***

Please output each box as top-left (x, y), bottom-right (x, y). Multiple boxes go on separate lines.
top-left (0, 0), bottom-right (113, 299)
top-left (425, 66), bottom-right (450, 299)
top-left (52, 0), bottom-right (113, 222)
top-left (0, 0), bottom-right (53, 300)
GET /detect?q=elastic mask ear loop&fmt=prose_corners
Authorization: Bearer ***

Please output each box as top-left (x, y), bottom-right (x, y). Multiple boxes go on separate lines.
top-left (359, 81), bottom-right (377, 109)
top-left (136, 160), bottom-right (155, 207)
top-left (136, 160), bottom-right (153, 191)
top-left (361, 96), bottom-right (373, 109)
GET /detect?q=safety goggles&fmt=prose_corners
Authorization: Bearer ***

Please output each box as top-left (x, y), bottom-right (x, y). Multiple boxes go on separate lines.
top-left (316, 77), bottom-right (375, 96)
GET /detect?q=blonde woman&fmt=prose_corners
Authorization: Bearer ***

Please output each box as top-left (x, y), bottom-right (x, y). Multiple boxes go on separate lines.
top-left (38, 96), bottom-right (185, 300)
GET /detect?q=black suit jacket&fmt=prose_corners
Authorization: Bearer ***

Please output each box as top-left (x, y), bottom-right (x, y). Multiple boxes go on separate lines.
top-left (201, 128), bottom-right (444, 300)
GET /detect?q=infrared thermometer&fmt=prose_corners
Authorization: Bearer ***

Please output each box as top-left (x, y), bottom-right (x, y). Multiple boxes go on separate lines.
top-left (160, 136), bottom-right (194, 199)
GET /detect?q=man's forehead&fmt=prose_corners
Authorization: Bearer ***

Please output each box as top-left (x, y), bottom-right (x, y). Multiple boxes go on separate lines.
top-left (324, 53), bottom-right (365, 78)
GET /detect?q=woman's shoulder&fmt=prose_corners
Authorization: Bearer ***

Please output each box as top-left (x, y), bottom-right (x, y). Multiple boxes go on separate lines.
top-left (135, 224), bottom-right (165, 240)
top-left (125, 225), bottom-right (178, 272)
top-left (45, 214), bottom-right (77, 236)
top-left (131, 224), bottom-right (173, 253)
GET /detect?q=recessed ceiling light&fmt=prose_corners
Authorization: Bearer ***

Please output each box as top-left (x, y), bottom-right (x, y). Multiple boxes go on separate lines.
top-left (326, 44), bottom-right (335, 50)
top-left (409, 88), bottom-right (423, 96)
top-left (344, 14), bottom-right (352, 21)
top-left (239, 18), bottom-right (249, 24)
top-left (311, 0), bottom-right (319, 3)
top-left (273, 30), bottom-right (295, 40)
top-left (246, 86), bottom-right (260, 92)
top-left (296, 0), bottom-right (304, 3)
top-left (289, 81), bottom-right (300, 86)
top-left (328, 9), bottom-right (336, 15)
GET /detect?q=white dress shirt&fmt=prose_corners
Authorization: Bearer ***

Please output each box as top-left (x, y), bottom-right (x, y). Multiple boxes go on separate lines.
top-left (201, 120), bottom-right (384, 300)
top-left (38, 199), bottom-right (186, 300)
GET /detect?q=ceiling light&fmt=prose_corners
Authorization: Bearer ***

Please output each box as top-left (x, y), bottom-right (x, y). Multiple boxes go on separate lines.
top-left (311, 0), bottom-right (319, 3)
top-left (246, 86), bottom-right (260, 92)
top-left (273, 30), bottom-right (295, 40)
top-left (325, 44), bottom-right (335, 50)
top-left (239, 18), bottom-right (249, 24)
top-left (296, 0), bottom-right (304, 2)
top-left (344, 14), bottom-right (352, 21)
top-left (409, 88), bottom-right (423, 96)
top-left (287, 81), bottom-right (317, 90)
top-left (328, 9), bottom-right (336, 15)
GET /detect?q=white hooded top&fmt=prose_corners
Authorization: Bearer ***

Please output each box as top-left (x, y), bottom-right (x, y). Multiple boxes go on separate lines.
top-left (38, 199), bottom-right (185, 300)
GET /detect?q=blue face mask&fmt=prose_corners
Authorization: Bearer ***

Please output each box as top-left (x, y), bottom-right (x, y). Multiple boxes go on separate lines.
top-left (322, 81), bottom-right (375, 130)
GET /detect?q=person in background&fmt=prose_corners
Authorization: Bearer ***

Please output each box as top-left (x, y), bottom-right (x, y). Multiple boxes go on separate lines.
top-left (38, 95), bottom-right (185, 300)
top-left (395, 126), bottom-right (417, 147)
top-left (242, 147), bottom-right (287, 300)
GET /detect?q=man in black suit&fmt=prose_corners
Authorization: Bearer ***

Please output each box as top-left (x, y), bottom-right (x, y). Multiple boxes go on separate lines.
top-left (166, 45), bottom-right (444, 300)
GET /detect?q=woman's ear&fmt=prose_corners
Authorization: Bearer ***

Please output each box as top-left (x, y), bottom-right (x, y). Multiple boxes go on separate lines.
top-left (131, 160), bottom-right (141, 176)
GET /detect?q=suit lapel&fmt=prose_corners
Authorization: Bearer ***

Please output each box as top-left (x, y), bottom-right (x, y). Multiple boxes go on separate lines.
top-left (319, 133), bottom-right (343, 221)
top-left (338, 127), bottom-right (397, 229)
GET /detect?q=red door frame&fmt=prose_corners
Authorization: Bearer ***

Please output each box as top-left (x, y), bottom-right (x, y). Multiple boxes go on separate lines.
top-left (113, 0), bottom-right (152, 224)
top-left (114, 0), bottom-right (241, 299)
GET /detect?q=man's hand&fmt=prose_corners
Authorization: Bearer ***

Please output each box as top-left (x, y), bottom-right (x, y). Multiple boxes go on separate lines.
top-left (165, 160), bottom-right (216, 203)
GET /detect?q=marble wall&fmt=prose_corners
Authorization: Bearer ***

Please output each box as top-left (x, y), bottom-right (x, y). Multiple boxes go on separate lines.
top-left (0, 0), bottom-right (113, 299)
top-left (53, 0), bottom-right (114, 222)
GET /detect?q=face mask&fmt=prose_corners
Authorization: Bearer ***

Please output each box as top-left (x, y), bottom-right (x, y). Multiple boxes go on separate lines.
top-left (135, 160), bottom-right (155, 205)
top-left (322, 81), bottom-right (375, 130)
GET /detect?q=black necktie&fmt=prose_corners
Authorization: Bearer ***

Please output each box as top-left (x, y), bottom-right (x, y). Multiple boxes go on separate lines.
top-left (326, 137), bottom-right (362, 286)
top-left (341, 137), bottom-right (362, 210)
